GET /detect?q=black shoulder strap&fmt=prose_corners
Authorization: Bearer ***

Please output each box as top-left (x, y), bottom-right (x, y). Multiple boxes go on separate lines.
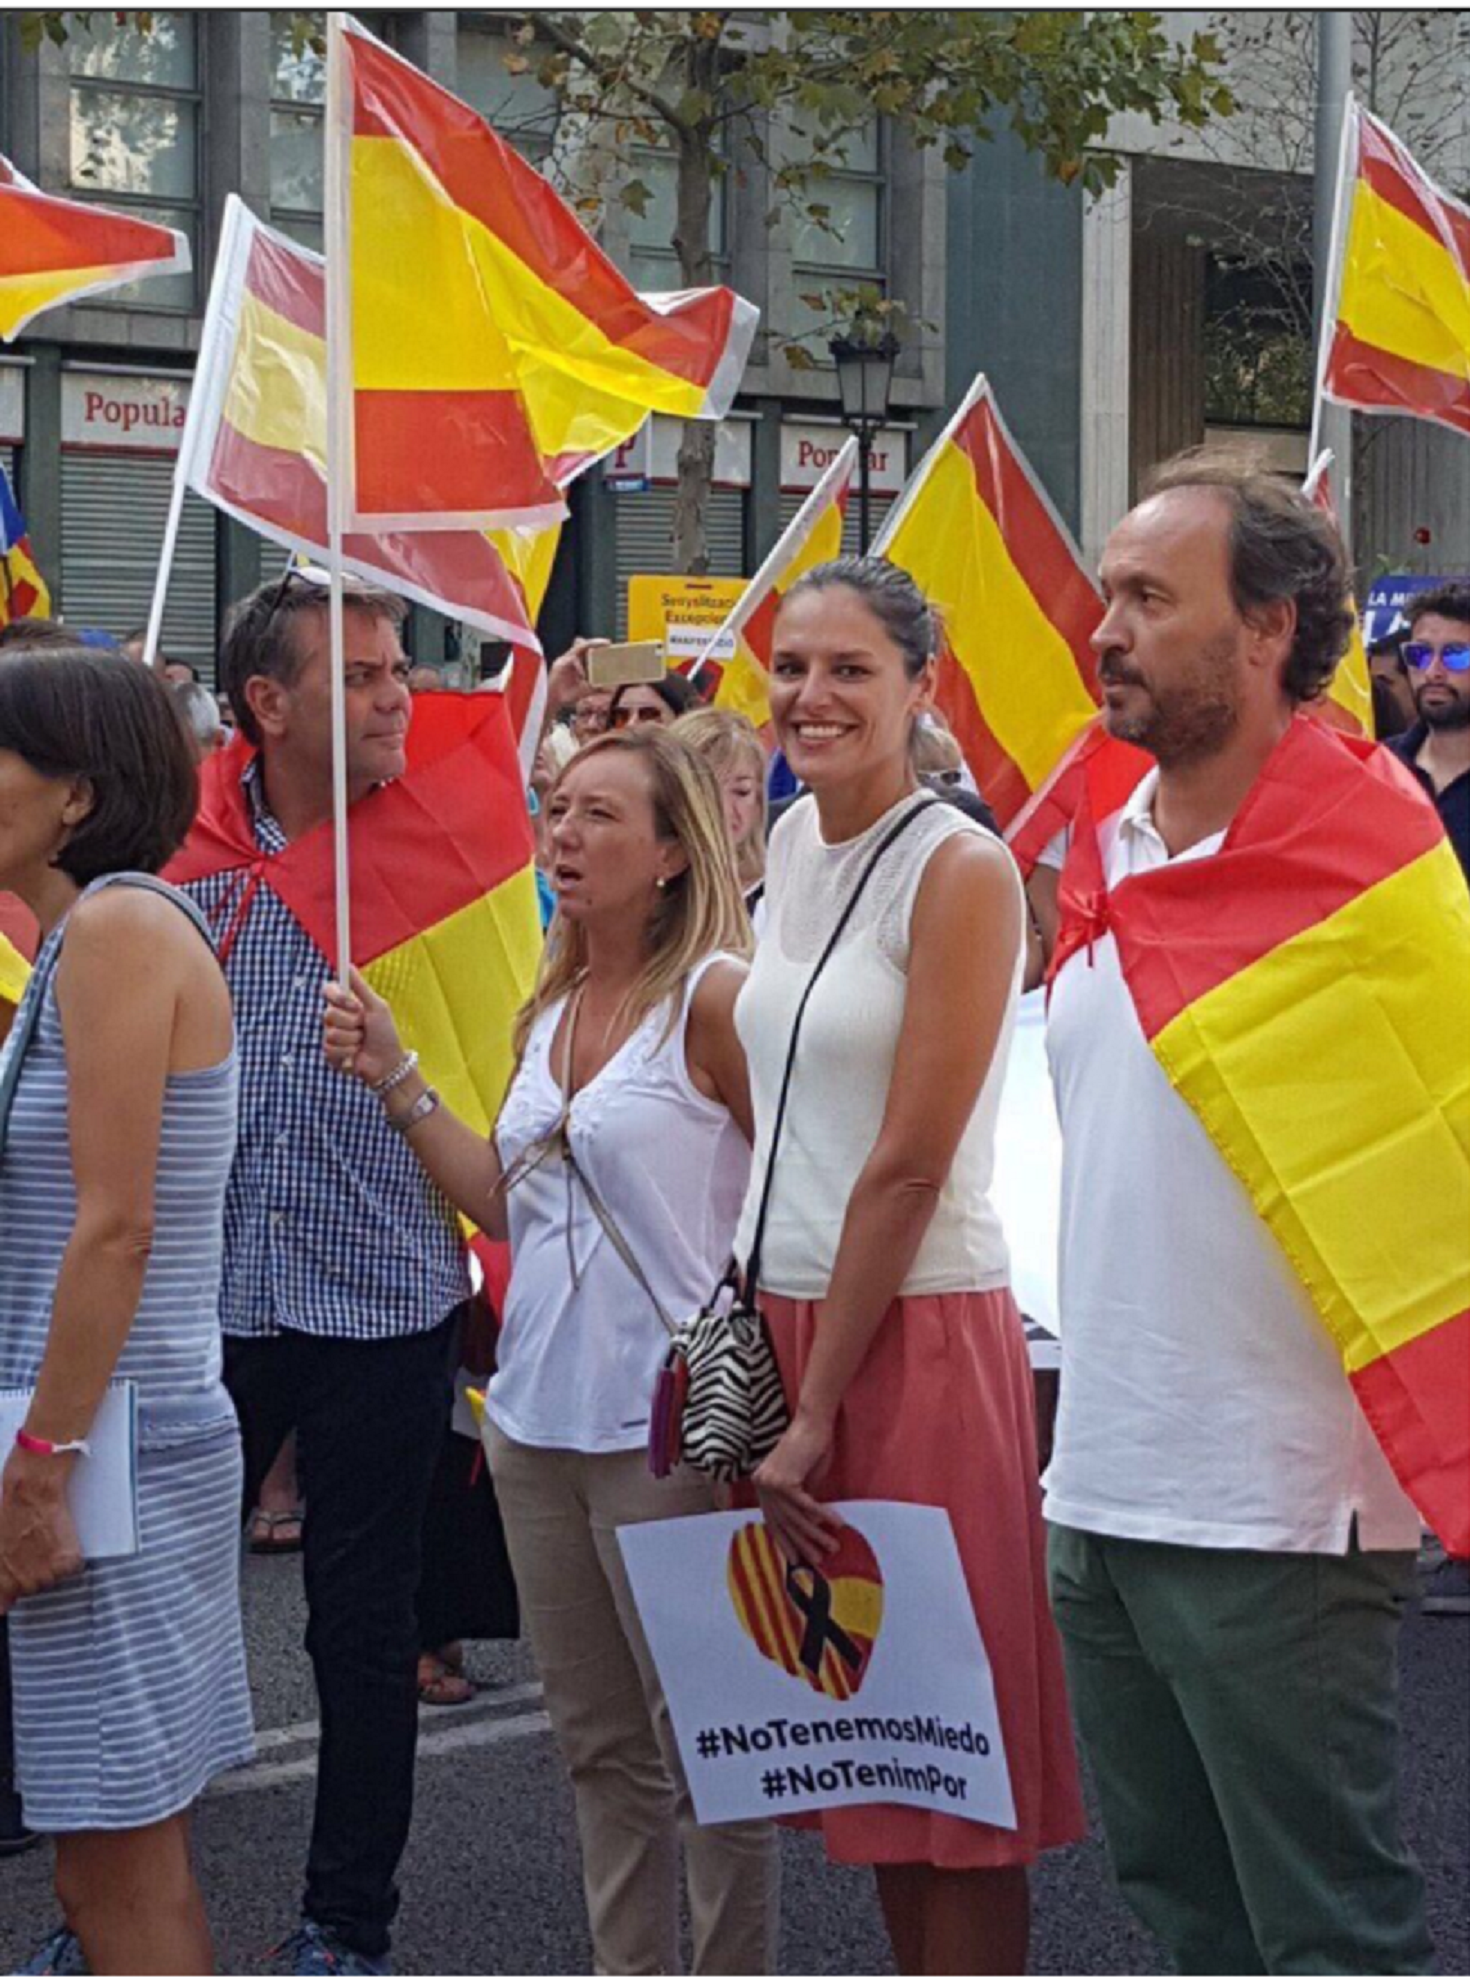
top-left (742, 795), bottom-right (935, 1299)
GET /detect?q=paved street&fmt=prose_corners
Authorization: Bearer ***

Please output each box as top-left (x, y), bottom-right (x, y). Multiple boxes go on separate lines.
top-left (2, 1551), bottom-right (1466, 1976)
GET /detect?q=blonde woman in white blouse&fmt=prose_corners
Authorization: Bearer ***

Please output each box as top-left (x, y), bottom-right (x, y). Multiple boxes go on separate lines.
top-left (323, 727), bottom-right (776, 1975)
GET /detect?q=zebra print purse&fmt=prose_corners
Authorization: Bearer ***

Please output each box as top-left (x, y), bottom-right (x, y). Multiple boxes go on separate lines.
top-left (649, 794), bottom-right (939, 1484)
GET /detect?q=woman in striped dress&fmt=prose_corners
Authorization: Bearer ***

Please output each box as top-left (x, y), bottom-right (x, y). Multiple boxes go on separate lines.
top-left (0, 648), bottom-right (253, 1974)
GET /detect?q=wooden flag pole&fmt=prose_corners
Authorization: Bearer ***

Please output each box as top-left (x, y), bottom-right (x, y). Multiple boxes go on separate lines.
top-left (323, 10), bottom-right (353, 987)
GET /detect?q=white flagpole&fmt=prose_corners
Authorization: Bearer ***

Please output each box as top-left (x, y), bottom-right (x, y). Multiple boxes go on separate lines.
top-left (1308, 72), bottom-right (1357, 483)
top-left (687, 435), bottom-right (859, 683)
top-left (142, 198), bottom-right (250, 674)
top-left (323, 11), bottom-right (352, 986)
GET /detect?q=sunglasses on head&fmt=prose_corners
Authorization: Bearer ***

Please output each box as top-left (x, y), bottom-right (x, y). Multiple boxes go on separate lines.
top-left (1403, 641), bottom-right (1470, 674)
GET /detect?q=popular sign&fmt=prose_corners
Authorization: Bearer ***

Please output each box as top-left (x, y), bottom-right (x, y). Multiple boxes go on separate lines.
top-left (61, 371), bottom-right (189, 454)
top-left (619, 1501), bottom-right (1015, 1829)
top-left (781, 421), bottom-right (906, 495)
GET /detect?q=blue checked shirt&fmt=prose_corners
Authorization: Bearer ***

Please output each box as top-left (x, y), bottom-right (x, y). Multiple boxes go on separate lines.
top-left (182, 760), bottom-right (468, 1340)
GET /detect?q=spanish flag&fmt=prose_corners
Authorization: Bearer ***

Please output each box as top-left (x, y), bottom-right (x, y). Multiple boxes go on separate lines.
top-left (186, 197), bottom-right (544, 671)
top-left (165, 694), bottom-right (541, 1137)
top-left (694, 436), bottom-right (857, 730)
top-left (0, 894), bottom-right (36, 1012)
top-left (0, 462), bottom-right (49, 625)
top-left (1302, 450), bottom-right (1372, 735)
top-left (1322, 100), bottom-right (1470, 438)
top-left (334, 14), bottom-right (757, 531)
top-left (875, 376), bottom-right (1103, 827)
top-left (0, 152), bottom-right (190, 342)
top-left (1054, 715), bottom-right (1470, 1556)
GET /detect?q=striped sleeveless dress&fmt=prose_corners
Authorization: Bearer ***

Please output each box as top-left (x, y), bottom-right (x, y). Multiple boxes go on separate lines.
top-left (0, 873), bottom-right (255, 1830)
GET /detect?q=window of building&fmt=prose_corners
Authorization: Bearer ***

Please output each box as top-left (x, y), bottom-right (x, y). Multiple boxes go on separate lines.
top-left (626, 136), bottom-right (728, 292)
top-left (1202, 253), bottom-right (1313, 431)
top-left (787, 117), bottom-right (885, 356)
top-left (67, 11), bottom-right (199, 308)
top-left (456, 21), bottom-right (559, 164)
top-left (270, 11), bottom-right (326, 252)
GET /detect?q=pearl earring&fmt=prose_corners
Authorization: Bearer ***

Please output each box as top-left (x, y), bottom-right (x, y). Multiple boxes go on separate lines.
top-left (655, 875), bottom-right (667, 892)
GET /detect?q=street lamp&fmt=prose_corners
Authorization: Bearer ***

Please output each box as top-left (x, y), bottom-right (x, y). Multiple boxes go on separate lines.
top-left (829, 329), bottom-right (899, 553)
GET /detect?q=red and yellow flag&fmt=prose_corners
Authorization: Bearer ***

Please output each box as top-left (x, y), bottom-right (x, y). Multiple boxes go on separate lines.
top-left (335, 15), bottom-right (757, 532)
top-left (1302, 450), bottom-right (1372, 735)
top-left (0, 894), bottom-right (36, 1013)
top-left (1322, 100), bottom-right (1470, 438)
top-left (1, 461), bottom-right (49, 625)
top-left (691, 435), bottom-right (857, 731)
top-left (0, 153), bottom-right (191, 342)
top-left (875, 376), bottom-right (1103, 827)
top-left (185, 196), bottom-right (552, 773)
top-left (1055, 715), bottom-right (1470, 1556)
top-left (165, 694), bottom-right (541, 1136)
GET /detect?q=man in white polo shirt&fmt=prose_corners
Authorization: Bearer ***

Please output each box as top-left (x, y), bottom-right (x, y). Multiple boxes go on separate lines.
top-left (1044, 449), bottom-right (1441, 1976)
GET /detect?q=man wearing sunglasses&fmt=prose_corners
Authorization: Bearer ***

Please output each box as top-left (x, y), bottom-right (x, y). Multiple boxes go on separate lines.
top-left (1385, 583), bottom-right (1470, 882)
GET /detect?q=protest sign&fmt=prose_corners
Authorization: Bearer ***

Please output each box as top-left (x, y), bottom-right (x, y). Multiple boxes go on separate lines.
top-left (619, 1501), bottom-right (1015, 1830)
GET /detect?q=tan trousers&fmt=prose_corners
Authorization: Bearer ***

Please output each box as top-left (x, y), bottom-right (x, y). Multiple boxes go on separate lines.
top-left (485, 1423), bottom-right (779, 1975)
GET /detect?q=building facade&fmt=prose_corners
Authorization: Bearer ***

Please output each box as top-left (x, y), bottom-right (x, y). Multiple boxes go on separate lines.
top-left (0, 9), bottom-right (952, 680)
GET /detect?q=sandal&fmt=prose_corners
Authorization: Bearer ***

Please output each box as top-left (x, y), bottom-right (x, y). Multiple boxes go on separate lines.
top-left (248, 1507), bottom-right (304, 1555)
top-left (417, 1649), bottom-right (475, 1707)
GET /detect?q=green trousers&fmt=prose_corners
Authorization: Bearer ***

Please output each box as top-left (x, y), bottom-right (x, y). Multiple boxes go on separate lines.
top-left (1048, 1525), bottom-right (1432, 1976)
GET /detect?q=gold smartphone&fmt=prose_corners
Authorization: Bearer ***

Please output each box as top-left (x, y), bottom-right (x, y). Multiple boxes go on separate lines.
top-left (586, 640), bottom-right (666, 689)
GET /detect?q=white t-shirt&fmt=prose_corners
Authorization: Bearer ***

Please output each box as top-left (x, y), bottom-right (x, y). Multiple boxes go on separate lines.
top-left (488, 955), bottom-right (749, 1454)
top-left (735, 793), bottom-right (1023, 1298)
top-left (1043, 769), bottom-right (1421, 1554)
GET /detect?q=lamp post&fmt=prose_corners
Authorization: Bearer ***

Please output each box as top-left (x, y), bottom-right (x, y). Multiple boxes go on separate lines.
top-left (829, 330), bottom-right (899, 553)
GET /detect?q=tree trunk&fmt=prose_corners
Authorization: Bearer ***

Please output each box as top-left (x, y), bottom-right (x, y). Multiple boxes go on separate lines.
top-left (670, 43), bottom-right (720, 575)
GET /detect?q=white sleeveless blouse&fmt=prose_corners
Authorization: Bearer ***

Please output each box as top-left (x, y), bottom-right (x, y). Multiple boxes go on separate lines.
top-left (489, 953), bottom-right (749, 1454)
top-left (734, 794), bottom-right (1023, 1298)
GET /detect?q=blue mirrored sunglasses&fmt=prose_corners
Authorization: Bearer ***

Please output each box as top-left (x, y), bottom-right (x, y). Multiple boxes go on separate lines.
top-left (1403, 641), bottom-right (1470, 674)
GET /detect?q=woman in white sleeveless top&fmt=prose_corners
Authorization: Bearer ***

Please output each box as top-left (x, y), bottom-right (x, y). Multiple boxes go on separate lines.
top-left (739, 560), bottom-right (1084, 1975)
top-left (324, 727), bottom-right (777, 1976)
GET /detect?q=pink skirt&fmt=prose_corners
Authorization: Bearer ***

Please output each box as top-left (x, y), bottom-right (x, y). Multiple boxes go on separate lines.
top-left (759, 1287), bottom-right (1086, 1870)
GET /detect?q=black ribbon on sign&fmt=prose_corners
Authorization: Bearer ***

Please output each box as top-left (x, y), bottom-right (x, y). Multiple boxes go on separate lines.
top-left (786, 1563), bottom-right (863, 1678)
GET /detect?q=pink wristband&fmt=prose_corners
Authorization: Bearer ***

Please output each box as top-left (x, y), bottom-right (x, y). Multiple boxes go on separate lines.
top-left (15, 1428), bottom-right (90, 1459)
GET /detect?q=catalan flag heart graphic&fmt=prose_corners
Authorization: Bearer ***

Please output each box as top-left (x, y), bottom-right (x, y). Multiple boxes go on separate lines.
top-left (726, 1522), bottom-right (884, 1700)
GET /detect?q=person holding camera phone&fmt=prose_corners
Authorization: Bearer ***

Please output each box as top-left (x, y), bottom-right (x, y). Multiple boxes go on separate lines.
top-left (323, 726), bottom-right (777, 1976)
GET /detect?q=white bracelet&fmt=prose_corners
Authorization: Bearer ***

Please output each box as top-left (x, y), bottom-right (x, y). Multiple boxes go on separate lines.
top-left (371, 1049), bottom-right (419, 1099)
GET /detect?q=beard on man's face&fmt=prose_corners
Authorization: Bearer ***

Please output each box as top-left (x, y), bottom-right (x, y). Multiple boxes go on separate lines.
top-left (1098, 630), bottom-right (1242, 766)
top-left (1414, 678), bottom-right (1470, 731)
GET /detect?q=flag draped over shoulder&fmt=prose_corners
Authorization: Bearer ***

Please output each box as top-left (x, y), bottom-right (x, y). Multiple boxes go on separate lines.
top-left (875, 376), bottom-right (1103, 827)
top-left (335, 14), bottom-right (757, 531)
top-left (165, 694), bottom-right (541, 1137)
top-left (1055, 715), bottom-right (1470, 1556)
top-left (1322, 101), bottom-right (1470, 438)
top-left (0, 153), bottom-right (190, 342)
top-left (695, 435), bottom-right (857, 730)
top-left (0, 462), bottom-right (49, 624)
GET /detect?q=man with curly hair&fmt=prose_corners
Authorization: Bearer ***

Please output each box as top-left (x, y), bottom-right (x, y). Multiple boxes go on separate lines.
top-left (1043, 450), bottom-right (1437, 1976)
top-left (1386, 581), bottom-right (1470, 882)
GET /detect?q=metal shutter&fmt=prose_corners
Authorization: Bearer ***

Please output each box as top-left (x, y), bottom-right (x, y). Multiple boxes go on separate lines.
top-left (60, 454), bottom-right (218, 680)
top-left (614, 487), bottom-right (745, 635)
top-left (776, 486), bottom-right (894, 556)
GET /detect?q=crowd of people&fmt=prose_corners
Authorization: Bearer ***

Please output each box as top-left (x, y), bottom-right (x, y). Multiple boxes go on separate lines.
top-left (0, 448), bottom-right (1464, 1977)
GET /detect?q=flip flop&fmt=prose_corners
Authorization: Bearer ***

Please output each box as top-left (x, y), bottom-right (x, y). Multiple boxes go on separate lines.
top-left (417, 1652), bottom-right (475, 1707)
top-left (248, 1508), bottom-right (304, 1555)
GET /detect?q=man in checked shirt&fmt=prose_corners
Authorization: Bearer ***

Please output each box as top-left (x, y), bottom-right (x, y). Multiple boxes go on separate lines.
top-left (181, 571), bottom-right (465, 1977)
